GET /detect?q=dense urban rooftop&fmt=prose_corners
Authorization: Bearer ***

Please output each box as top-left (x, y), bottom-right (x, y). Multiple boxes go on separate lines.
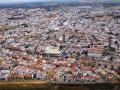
top-left (0, 3), bottom-right (120, 85)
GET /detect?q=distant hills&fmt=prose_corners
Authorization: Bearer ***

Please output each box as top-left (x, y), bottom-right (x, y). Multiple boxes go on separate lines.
top-left (0, 1), bottom-right (120, 9)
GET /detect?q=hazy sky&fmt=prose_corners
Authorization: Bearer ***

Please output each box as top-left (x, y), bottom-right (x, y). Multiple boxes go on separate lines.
top-left (0, 0), bottom-right (119, 4)
top-left (0, 0), bottom-right (40, 3)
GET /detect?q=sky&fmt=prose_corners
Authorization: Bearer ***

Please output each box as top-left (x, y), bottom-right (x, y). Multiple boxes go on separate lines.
top-left (0, 0), bottom-right (119, 4)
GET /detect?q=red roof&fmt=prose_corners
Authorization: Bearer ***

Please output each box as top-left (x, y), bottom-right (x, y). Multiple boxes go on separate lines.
top-left (76, 76), bottom-right (99, 79)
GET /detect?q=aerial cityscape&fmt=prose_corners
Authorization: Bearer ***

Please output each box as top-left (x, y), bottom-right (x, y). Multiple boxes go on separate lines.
top-left (0, 0), bottom-right (120, 90)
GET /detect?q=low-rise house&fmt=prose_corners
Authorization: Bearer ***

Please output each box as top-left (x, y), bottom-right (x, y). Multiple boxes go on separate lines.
top-left (87, 47), bottom-right (105, 58)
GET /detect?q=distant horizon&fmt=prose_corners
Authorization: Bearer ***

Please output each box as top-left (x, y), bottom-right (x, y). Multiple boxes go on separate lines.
top-left (0, 0), bottom-right (120, 4)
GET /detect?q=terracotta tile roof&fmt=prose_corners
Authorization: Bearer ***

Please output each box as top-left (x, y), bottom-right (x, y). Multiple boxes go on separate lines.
top-left (87, 47), bottom-right (104, 53)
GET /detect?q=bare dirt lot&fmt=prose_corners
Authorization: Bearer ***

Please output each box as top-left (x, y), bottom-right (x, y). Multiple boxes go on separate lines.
top-left (0, 80), bottom-right (119, 90)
